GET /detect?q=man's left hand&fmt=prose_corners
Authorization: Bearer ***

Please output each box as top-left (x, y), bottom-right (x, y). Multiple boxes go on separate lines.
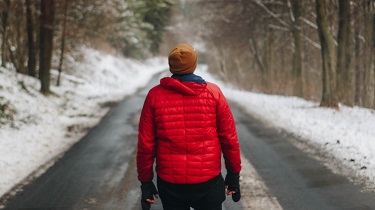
top-left (140, 181), bottom-right (159, 210)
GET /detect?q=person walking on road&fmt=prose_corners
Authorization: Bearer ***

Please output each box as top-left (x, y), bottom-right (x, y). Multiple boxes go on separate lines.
top-left (137, 42), bottom-right (242, 210)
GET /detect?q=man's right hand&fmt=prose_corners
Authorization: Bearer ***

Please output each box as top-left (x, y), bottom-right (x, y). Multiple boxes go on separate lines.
top-left (225, 172), bottom-right (241, 202)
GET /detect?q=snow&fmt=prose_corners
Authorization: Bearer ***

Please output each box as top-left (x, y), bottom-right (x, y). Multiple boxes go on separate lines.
top-left (0, 48), bottom-right (374, 208)
top-left (0, 47), bottom-right (167, 199)
top-left (196, 65), bottom-right (375, 189)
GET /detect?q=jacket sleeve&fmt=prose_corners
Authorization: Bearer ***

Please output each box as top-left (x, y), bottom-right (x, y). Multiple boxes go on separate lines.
top-left (137, 92), bottom-right (156, 182)
top-left (216, 88), bottom-right (242, 174)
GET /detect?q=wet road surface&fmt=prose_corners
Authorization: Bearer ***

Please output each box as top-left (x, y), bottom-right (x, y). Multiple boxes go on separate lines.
top-left (1, 74), bottom-right (242, 210)
top-left (2, 73), bottom-right (375, 210)
top-left (234, 107), bottom-right (375, 210)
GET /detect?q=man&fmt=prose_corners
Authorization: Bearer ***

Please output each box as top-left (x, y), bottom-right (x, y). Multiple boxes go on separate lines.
top-left (137, 42), bottom-right (241, 210)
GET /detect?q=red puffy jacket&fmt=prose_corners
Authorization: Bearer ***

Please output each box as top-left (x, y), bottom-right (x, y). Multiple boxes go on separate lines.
top-left (137, 76), bottom-right (241, 184)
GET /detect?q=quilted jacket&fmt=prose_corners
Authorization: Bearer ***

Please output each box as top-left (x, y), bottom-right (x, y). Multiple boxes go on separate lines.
top-left (137, 75), bottom-right (241, 184)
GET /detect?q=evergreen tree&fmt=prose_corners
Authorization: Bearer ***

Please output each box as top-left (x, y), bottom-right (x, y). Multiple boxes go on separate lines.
top-left (143, 0), bottom-right (172, 53)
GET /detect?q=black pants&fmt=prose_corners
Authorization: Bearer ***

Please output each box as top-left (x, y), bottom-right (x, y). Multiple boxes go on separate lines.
top-left (157, 174), bottom-right (225, 210)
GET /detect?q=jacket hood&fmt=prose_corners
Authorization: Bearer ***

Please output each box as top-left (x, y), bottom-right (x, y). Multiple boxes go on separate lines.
top-left (160, 77), bottom-right (207, 96)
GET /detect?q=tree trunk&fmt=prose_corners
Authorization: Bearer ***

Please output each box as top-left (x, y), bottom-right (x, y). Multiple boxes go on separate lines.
top-left (1, 0), bottom-right (11, 67)
top-left (372, 1), bottom-right (375, 109)
top-left (336, 0), bottom-right (354, 106)
top-left (316, 0), bottom-right (338, 108)
top-left (57, 0), bottom-right (68, 86)
top-left (354, 17), bottom-right (363, 106)
top-left (265, 27), bottom-right (274, 92)
top-left (218, 45), bottom-right (228, 82)
top-left (290, 0), bottom-right (304, 97)
top-left (26, 0), bottom-right (37, 77)
top-left (363, 0), bottom-right (375, 108)
top-left (249, 38), bottom-right (265, 73)
top-left (39, 0), bottom-right (55, 94)
top-left (16, 3), bottom-right (27, 74)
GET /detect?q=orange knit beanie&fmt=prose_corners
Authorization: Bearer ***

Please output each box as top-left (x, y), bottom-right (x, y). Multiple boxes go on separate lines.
top-left (168, 43), bottom-right (197, 75)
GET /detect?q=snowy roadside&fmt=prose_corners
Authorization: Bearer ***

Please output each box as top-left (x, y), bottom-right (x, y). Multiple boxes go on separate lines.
top-left (0, 47), bottom-right (285, 210)
top-left (0, 48), bottom-right (167, 200)
top-left (1, 48), bottom-right (374, 209)
top-left (196, 65), bottom-right (375, 191)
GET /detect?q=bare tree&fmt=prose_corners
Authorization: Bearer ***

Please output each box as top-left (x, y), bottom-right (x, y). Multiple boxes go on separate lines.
top-left (57, 0), bottom-right (68, 86)
top-left (26, 0), bottom-right (37, 77)
top-left (336, 0), bottom-right (354, 106)
top-left (39, 0), bottom-right (55, 94)
top-left (353, 2), bottom-right (364, 106)
top-left (363, 0), bottom-right (375, 108)
top-left (373, 4), bottom-right (375, 109)
top-left (1, 0), bottom-right (11, 67)
top-left (16, 3), bottom-right (27, 74)
top-left (176, 0), bottom-right (375, 109)
top-left (316, 0), bottom-right (338, 108)
top-left (6, 2), bottom-right (28, 74)
top-left (289, 0), bottom-right (304, 97)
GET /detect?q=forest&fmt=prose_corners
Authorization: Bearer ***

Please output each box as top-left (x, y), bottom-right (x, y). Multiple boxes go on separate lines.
top-left (0, 0), bottom-right (172, 93)
top-left (176, 0), bottom-right (375, 109)
top-left (1, 0), bottom-right (375, 110)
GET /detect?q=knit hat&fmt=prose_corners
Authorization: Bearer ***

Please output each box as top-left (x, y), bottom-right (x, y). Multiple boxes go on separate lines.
top-left (168, 43), bottom-right (197, 75)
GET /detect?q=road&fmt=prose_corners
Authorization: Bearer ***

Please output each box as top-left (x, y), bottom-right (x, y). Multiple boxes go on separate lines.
top-left (234, 107), bottom-right (375, 210)
top-left (2, 73), bottom-right (375, 210)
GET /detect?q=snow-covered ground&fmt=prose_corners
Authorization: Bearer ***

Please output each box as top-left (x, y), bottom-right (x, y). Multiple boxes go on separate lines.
top-left (0, 48), bottom-right (167, 200)
top-left (197, 66), bottom-right (375, 190)
top-left (0, 48), bottom-right (374, 209)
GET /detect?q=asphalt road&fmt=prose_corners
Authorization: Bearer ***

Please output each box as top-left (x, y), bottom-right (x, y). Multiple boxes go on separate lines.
top-left (1, 74), bottom-right (242, 210)
top-left (234, 106), bottom-right (375, 210)
top-left (2, 73), bottom-right (375, 210)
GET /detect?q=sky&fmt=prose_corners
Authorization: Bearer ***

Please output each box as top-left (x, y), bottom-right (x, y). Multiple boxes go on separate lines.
top-left (0, 47), bottom-right (374, 209)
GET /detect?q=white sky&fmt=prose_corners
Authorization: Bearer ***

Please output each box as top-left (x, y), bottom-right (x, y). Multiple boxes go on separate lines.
top-left (0, 48), bottom-right (374, 209)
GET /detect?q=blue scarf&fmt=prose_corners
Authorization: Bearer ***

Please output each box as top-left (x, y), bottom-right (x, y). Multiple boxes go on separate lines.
top-left (172, 74), bottom-right (206, 84)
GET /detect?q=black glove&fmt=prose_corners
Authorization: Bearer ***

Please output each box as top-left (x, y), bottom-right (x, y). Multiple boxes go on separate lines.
top-left (225, 172), bottom-right (241, 202)
top-left (140, 182), bottom-right (158, 210)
